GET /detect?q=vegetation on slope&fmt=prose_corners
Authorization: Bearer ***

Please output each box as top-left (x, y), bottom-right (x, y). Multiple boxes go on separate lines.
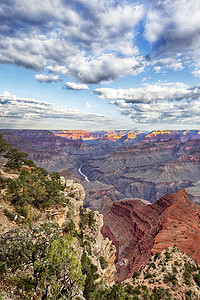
top-left (0, 135), bottom-right (128, 299)
top-left (0, 223), bottom-right (85, 299)
top-left (1, 135), bottom-right (200, 299)
top-left (127, 247), bottom-right (200, 299)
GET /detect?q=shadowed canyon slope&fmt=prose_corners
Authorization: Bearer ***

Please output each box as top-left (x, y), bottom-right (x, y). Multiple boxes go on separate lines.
top-left (83, 138), bottom-right (200, 205)
top-left (101, 189), bottom-right (200, 282)
top-left (1, 129), bottom-right (200, 209)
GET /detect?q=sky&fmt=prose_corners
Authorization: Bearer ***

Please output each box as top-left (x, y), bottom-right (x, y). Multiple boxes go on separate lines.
top-left (0, 0), bottom-right (200, 131)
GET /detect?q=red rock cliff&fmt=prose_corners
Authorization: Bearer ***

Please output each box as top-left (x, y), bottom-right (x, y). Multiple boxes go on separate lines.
top-left (101, 189), bottom-right (200, 282)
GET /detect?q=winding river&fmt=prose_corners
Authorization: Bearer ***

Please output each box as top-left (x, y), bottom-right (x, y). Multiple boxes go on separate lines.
top-left (78, 165), bottom-right (90, 182)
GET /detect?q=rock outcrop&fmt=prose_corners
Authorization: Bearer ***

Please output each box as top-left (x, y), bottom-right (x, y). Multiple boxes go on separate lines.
top-left (0, 168), bottom-right (116, 287)
top-left (84, 180), bottom-right (123, 211)
top-left (50, 180), bottom-right (117, 286)
top-left (101, 189), bottom-right (200, 282)
top-left (126, 247), bottom-right (200, 299)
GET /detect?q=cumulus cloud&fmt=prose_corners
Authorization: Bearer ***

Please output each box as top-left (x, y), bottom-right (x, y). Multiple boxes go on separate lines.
top-left (94, 82), bottom-right (200, 126)
top-left (192, 69), bottom-right (200, 77)
top-left (1, 0), bottom-right (199, 83)
top-left (117, 100), bottom-right (200, 125)
top-left (0, 0), bottom-right (145, 84)
top-left (153, 57), bottom-right (183, 73)
top-left (35, 74), bottom-right (61, 83)
top-left (63, 54), bottom-right (145, 84)
top-left (1, 0), bottom-right (200, 88)
top-left (0, 91), bottom-right (111, 124)
top-left (144, 0), bottom-right (200, 65)
top-left (65, 82), bottom-right (89, 90)
top-left (94, 82), bottom-right (200, 103)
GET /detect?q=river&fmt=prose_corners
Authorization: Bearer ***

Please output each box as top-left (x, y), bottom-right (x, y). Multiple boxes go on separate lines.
top-left (78, 165), bottom-right (90, 182)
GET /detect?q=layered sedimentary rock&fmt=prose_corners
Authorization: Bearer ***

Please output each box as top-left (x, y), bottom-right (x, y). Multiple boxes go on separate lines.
top-left (0, 130), bottom-right (93, 175)
top-left (53, 130), bottom-right (146, 142)
top-left (152, 189), bottom-right (200, 259)
top-left (2, 129), bottom-right (200, 207)
top-left (138, 129), bottom-right (200, 144)
top-left (84, 181), bottom-right (123, 211)
top-left (53, 129), bottom-right (147, 156)
top-left (58, 180), bottom-right (117, 285)
top-left (101, 189), bottom-right (200, 282)
top-left (83, 138), bottom-right (200, 204)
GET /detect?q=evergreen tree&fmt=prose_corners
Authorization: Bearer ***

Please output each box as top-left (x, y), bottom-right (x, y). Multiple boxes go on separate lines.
top-left (4, 147), bottom-right (28, 170)
top-left (0, 223), bottom-right (85, 299)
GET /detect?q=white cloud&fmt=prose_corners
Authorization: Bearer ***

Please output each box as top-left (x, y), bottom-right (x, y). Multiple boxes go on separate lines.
top-left (0, 0), bottom-right (145, 84)
top-left (62, 54), bottom-right (145, 84)
top-left (153, 57), bottom-right (183, 73)
top-left (192, 69), bottom-right (200, 77)
top-left (65, 82), bottom-right (89, 90)
top-left (94, 82), bottom-right (196, 103)
top-left (144, 0), bottom-right (200, 65)
top-left (145, 9), bottom-right (168, 43)
top-left (35, 74), bottom-right (61, 82)
top-left (94, 82), bottom-right (200, 126)
top-left (0, 91), bottom-right (110, 124)
top-left (117, 100), bottom-right (200, 125)
top-left (86, 101), bottom-right (91, 108)
top-left (1, 0), bottom-right (200, 89)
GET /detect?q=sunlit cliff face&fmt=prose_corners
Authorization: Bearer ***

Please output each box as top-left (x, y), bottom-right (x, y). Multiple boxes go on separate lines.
top-left (54, 130), bottom-right (94, 140)
top-left (53, 130), bottom-right (140, 141)
top-left (145, 130), bottom-right (172, 138)
top-left (144, 130), bottom-right (200, 140)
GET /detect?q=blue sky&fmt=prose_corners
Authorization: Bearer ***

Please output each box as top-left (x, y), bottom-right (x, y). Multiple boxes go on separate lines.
top-left (0, 0), bottom-right (200, 130)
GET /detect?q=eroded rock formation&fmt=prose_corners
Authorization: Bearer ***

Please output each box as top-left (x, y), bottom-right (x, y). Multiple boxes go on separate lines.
top-left (101, 189), bottom-right (200, 282)
top-left (55, 180), bottom-right (117, 286)
top-left (83, 138), bottom-right (200, 204)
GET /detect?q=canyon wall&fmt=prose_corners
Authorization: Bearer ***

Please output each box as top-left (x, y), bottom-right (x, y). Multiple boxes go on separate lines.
top-left (84, 138), bottom-right (200, 205)
top-left (101, 189), bottom-right (200, 282)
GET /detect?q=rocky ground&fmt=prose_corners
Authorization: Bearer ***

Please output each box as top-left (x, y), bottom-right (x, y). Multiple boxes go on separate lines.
top-left (125, 246), bottom-right (200, 299)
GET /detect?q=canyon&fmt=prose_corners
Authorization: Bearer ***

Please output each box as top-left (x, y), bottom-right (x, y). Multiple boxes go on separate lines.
top-left (1, 129), bottom-right (200, 210)
top-left (1, 131), bottom-right (200, 298)
top-left (83, 137), bottom-right (200, 207)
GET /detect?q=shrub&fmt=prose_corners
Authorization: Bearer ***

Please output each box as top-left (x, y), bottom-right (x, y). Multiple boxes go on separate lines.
top-left (63, 219), bottom-right (77, 236)
top-left (16, 205), bottom-right (33, 222)
top-left (4, 208), bottom-right (15, 221)
top-left (79, 207), bottom-right (96, 229)
top-left (164, 272), bottom-right (177, 286)
top-left (184, 262), bottom-right (194, 285)
top-left (132, 271), bottom-right (140, 279)
top-left (132, 285), bottom-right (141, 295)
top-left (172, 266), bottom-right (177, 274)
top-left (194, 272), bottom-right (200, 287)
top-left (154, 253), bottom-right (161, 261)
top-left (150, 263), bottom-right (156, 269)
top-left (99, 256), bottom-right (108, 270)
top-left (144, 272), bottom-right (152, 279)
top-left (6, 168), bottom-right (64, 210)
top-left (106, 283), bottom-right (130, 300)
top-left (0, 135), bottom-right (10, 155)
top-left (164, 251), bottom-right (170, 261)
top-left (141, 285), bottom-right (149, 299)
top-left (81, 251), bottom-right (99, 300)
top-left (186, 290), bottom-right (192, 296)
top-left (0, 223), bottom-right (85, 299)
